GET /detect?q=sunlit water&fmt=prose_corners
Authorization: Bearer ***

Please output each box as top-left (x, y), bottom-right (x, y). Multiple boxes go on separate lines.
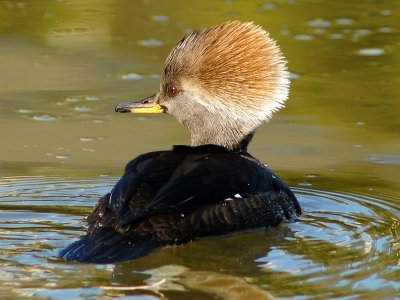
top-left (1, 176), bottom-right (399, 299)
top-left (1, 0), bottom-right (400, 299)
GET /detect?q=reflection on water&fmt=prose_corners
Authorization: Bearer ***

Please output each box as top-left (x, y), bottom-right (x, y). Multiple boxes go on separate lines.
top-left (0, 176), bottom-right (399, 299)
top-left (1, 0), bottom-right (399, 299)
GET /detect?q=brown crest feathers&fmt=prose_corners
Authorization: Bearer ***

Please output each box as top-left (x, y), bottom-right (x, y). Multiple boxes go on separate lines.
top-left (164, 21), bottom-right (289, 118)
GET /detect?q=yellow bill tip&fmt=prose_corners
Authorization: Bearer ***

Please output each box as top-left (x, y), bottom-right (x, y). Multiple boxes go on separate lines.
top-left (115, 101), bottom-right (165, 114)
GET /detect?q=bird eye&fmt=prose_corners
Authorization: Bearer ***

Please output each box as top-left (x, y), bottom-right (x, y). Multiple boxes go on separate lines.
top-left (167, 83), bottom-right (179, 97)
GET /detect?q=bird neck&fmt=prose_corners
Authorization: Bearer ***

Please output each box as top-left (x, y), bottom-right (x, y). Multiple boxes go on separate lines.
top-left (166, 88), bottom-right (261, 153)
top-left (188, 118), bottom-right (255, 152)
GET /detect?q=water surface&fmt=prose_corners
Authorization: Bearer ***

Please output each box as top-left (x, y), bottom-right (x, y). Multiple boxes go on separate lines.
top-left (1, 0), bottom-right (399, 299)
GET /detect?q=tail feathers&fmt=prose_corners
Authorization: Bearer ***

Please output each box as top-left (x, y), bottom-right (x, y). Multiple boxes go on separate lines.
top-left (60, 227), bottom-right (161, 263)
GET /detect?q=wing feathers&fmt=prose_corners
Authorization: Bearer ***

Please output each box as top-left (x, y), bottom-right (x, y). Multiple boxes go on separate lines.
top-left (61, 148), bottom-right (300, 263)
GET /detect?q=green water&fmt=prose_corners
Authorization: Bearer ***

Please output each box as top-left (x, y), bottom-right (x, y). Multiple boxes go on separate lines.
top-left (1, 0), bottom-right (399, 299)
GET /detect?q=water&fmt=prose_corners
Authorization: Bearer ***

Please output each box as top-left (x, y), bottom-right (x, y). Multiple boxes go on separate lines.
top-left (1, 177), bottom-right (399, 299)
top-left (1, 0), bottom-right (400, 299)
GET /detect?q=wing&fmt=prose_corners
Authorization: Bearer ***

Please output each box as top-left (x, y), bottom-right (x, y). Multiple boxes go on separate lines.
top-left (116, 151), bottom-right (290, 226)
top-left (60, 194), bottom-right (167, 263)
top-left (61, 149), bottom-right (300, 263)
top-left (107, 150), bottom-right (186, 224)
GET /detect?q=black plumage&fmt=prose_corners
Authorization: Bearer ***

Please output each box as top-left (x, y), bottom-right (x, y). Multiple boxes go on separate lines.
top-left (60, 21), bottom-right (301, 263)
top-left (60, 145), bottom-right (301, 263)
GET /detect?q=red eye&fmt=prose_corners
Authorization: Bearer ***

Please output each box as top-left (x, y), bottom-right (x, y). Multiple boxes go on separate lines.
top-left (167, 83), bottom-right (179, 97)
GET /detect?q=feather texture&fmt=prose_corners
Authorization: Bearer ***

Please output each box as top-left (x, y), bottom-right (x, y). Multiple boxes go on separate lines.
top-left (61, 146), bottom-right (300, 263)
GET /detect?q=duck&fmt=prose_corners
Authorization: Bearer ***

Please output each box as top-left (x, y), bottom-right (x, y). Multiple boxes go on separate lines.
top-left (60, 20), bottom-right (301, 263)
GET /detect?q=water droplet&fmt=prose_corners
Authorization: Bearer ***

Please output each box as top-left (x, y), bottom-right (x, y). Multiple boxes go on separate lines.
top-left (307, 19), bottom-right (331, 28)
top-left (294, 34), bottom-right (314, 41)
top-left (97, 136), bottom-right (107, 140)
top-left (335, 18), bottom-right (354, 25)
top-left (80, 137), bottom-right (95, 142)
top-left (313, 28), bottom-right (326, 35)
top-left (329, 33), bottom-right (344, 40)
top-left (151, 15), bottom-right (169, 22)
top-left (298, 182), bottom-right (312, 187)
top-left (355, 29), bottom-right (371, 35)
top-left (380, 9), bottom-right (392, 16)
top-left (355, 121), bottom-right (366, 126)
top-left (356, 48), bottom-right (385, 56)
top-left (305, 174), bottom-right (318, 178)
top-left (17, 109), bottom-right (32, 114)
top-left (262, 3), bottom-right (276, 10)
top-left (66, 97), bottom-right (79, 103)
top-left (93, 119), bottom-right (104, 124)
top-left (289, 73), bottom-right (300, 80)
top-left (378, 27), bottom-right (392, 33)
top-left (279, 29), bottom-right (291, 35)
top-left (56, 155), bottom-right (69, 160)
top-left (74, 106), bottom-right (92, 112)
top-left (353, 144), bottom-right (363, 148)
top-left (32, 114), bottom-right (58, 121)
top-left (85, 96), bottom-right (99, 101)
top-left (139, 39), bottom-right (163, 47)
top-left (351, 29), bottom-right (372, 41)
top-left (82, 148), bottom-right (96, 152)
top-left (119, 73), bottom-right (144, 80)
top-left (367, 154), bottom-right (400, 165)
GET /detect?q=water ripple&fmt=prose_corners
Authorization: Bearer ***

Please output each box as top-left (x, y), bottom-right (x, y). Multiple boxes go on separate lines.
top-left (0, 177), bottom-right (399, 299)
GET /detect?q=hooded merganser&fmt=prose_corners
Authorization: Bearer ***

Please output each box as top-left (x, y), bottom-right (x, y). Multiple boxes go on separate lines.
top-left (61, 21), bottom-right (301, 263)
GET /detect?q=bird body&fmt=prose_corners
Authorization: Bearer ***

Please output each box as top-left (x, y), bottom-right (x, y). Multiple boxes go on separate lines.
top-left (61, 21), bottom-right (301, 263)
